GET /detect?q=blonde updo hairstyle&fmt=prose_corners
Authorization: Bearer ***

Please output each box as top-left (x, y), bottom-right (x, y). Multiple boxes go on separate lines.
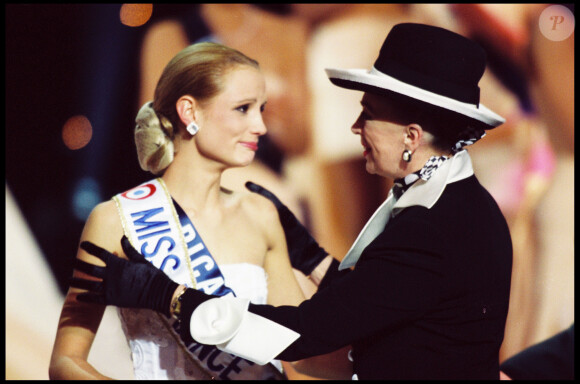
top-left (135, 42), bottom-right (259, 175)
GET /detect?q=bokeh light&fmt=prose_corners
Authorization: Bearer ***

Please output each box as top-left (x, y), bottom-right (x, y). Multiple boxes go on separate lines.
top-left (62, 114), bottom-right (92, 150)
top-left (119, 4), bottom-right (153, 27)
top-left (72, 177), bottom-right (102, 221)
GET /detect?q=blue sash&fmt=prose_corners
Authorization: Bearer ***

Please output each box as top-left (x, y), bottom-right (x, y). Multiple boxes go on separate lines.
top-left (114, 178), bottom-right (233, 294)
top-left (172, 198), bottom-right (235, 297)
top-left (114, 178), bottom-right (284, 379)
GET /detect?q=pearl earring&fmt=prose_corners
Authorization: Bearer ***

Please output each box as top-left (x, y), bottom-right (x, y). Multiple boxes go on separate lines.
top-left (402, 149), bottom-right (413, 162)
top-left (186, 121), bottom-right (199, 136)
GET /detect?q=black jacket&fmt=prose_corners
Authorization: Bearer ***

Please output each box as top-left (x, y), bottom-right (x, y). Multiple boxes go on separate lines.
top-left (500, 324), bottom-right (574, 380)
top-left (250, 175), bottom-right (512, 379)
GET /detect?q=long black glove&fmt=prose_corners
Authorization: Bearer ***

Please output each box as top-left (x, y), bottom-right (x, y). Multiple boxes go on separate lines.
top-left (245, 181), bottom-right (329, 276)
top-left (69, 236), bottom-right (179, 317)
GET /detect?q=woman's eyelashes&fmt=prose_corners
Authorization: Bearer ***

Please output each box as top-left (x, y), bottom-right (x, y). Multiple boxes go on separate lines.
top-left (235, 102), bottom-right (266, 114)
top-left (236, 104), bottom-right (250, 113)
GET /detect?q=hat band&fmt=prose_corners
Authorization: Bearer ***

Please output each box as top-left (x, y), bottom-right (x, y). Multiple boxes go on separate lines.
top-left (376, 59), bottom-right (480, 106)
top-left (325, 67), bottom-right (506, 128)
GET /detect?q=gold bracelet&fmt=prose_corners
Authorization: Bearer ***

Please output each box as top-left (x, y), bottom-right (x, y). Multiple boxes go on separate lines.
top-left (171, 286), bottom-right (187, 320)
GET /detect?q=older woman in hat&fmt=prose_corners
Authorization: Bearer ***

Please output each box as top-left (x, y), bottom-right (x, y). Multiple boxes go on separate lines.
top-left (70, 23), bottom-right (512, 380)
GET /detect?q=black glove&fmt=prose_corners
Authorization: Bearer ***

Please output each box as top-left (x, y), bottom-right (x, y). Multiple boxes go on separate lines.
top-left (245, 181), bottom-right (329, 276)
top-left (69, 235), bottom-right (179, 317)
top-left (317, 258), bottom-right (352, 290)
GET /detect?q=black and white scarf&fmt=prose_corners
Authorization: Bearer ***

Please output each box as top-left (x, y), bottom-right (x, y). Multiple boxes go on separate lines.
top-left (452, 127), bottom-right (486, 154)
top-left (392, 155), bottom-right (449, 199)
top-left (392, 127), bottom-right (485, 199)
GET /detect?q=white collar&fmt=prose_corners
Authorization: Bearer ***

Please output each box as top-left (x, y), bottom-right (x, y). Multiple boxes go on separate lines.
top-left (338, 150), bottom-right (474, 271)
top-left (392, 149), bottom-right (474, 214)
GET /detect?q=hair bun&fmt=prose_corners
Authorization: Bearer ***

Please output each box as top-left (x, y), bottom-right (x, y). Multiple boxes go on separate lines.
top-left (134, 101), bottom-right (174, 175)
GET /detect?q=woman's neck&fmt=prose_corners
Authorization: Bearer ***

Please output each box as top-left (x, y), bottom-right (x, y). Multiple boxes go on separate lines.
top-left (160, 153), bottom-right (227, 217)
top-left (398, 145), bottom-right (453, 179)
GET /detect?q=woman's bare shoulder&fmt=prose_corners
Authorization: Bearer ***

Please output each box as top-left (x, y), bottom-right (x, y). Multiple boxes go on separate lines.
top-left (80, 199), bottom-right (124, 258)
top-left (85, 200), bottom-right (120, 229)
top-left (236, 188), bottom-right (279, 226)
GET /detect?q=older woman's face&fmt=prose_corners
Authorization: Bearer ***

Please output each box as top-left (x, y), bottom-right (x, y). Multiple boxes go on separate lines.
top-left (351, 93), bottom-right (407, 179)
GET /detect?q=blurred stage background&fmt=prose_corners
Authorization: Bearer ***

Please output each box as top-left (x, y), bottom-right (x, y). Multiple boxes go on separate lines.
top-left (6, 5), bottom-right (160, 379)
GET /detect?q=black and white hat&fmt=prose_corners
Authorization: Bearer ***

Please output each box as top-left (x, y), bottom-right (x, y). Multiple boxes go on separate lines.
top-left (325, 23), bottom-right (505, 129)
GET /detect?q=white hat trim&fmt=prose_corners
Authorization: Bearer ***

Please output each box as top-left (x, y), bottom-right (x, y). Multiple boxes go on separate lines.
top-left (325, 67), bottom-right (505, 127)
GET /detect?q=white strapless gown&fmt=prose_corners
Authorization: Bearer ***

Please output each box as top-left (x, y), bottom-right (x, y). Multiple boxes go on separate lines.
top-left (118, 263), bottom-right (284, 380)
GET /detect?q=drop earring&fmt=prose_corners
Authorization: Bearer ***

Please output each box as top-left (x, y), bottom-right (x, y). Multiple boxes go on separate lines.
top-left (186, 121), bottom-right (199, 136)
top-left (402, 149), bottom-right (413, 162)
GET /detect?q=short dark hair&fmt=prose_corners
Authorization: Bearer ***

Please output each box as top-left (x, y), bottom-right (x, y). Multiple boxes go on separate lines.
top-left (375, 90), bottom-right (488, 152)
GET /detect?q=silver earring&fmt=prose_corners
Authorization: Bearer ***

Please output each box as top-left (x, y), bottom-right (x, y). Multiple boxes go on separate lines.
top-left (402, 149), bottom-right (413, 162)
top-left (186, 121), bottom-right (199, 136)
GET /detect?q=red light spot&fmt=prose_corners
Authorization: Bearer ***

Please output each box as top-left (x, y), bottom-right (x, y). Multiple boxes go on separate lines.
top-left (62, 115), bottom-right (92, 150)
top-left (119, 4), bottom-right (153, 27)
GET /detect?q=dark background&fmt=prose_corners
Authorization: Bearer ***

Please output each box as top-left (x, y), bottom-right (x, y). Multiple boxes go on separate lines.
top-left (6, 4), bottom-right (282, 294)
top-left (5, 4), bottom-right (191, 293)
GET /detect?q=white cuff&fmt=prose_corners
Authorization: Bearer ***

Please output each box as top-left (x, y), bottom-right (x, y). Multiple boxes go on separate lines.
top-left (190, 297), bottom-right (300, 365)
top-left (190, 296), bottom-right (249, 345)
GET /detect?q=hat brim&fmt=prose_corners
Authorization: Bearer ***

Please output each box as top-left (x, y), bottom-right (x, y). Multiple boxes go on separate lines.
top-left (325, 67), bottom-right (505, 128)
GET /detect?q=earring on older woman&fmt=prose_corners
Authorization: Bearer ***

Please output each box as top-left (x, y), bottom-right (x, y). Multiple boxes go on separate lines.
top-left (402, 149), bottom-right (413, 162)
top-left (186, 121), bottom-right (200, 136)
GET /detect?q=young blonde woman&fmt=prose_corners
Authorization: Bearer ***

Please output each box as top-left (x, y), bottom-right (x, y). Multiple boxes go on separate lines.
top-left (49, 42), bottom-right (306, 380)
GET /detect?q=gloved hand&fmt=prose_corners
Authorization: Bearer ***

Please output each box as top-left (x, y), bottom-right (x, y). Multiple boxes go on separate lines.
top-left (245, 181), bottom-right (329, 276)
top-left (69, 235), bottom-right (179, 317)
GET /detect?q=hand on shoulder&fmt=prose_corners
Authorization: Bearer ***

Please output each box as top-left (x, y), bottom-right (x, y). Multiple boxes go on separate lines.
top-left (78, 200), bottom-right (125, 263)
top-left (239, 187), bottom-right (280, 230)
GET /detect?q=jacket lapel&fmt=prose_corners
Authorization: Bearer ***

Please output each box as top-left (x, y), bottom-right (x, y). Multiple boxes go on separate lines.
top-left (339, 194), bottom-right (396, 270)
